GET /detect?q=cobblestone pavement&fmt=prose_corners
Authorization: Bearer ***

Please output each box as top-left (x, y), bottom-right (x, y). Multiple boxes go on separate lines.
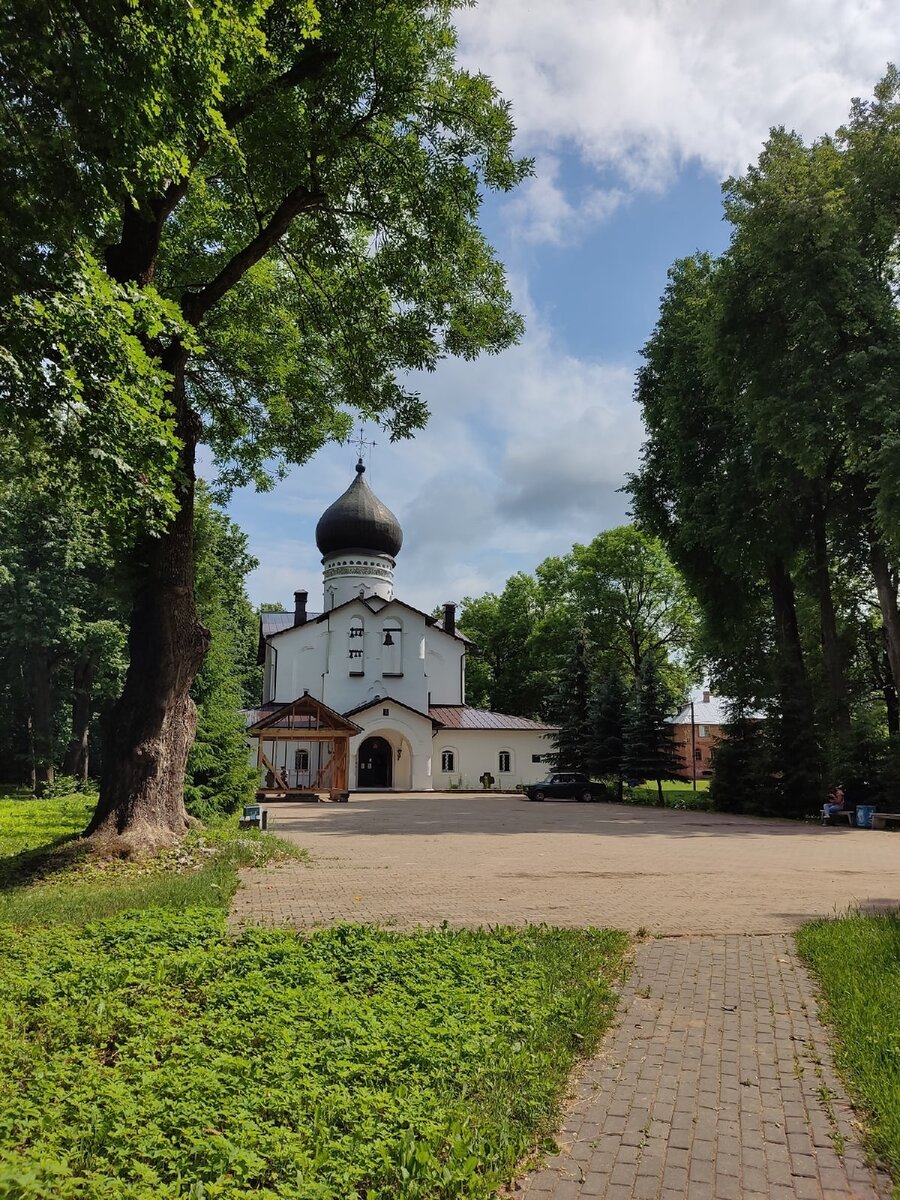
top-left (232, 793), bottom-right (900, 934)
top-left (517, 936), bottom-right (891, 1200)
top-left (231, 794), bottom-right (900, 1198)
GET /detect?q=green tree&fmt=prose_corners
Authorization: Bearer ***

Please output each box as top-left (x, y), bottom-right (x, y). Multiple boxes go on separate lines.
top-left (549, 635), bottom-right (591, 772)
top-left (185, 491), bottom-right (258, 817)
top-left (629, 253), bottom-right (824, 811)
top-left (624, 656), bottom-right (681, 805)
top-left (537, 526), bottom-right (700, 698)
top-left (457, 573), bottom-right (555, 716)
top-left (1, 0), bottom-right (529, 852)
top-left (588, 667), bottom-right (630, 800)
top-left (0, 445), bottom-right (127, 789)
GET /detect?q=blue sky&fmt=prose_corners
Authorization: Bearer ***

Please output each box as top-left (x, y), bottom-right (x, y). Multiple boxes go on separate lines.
top-left (229, 0), bottom-right (897, 613)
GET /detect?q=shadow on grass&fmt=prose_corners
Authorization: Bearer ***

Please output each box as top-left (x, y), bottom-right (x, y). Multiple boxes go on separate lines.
top-left (0, 818), bottom-right (307, 927)
top-left (0, 834), bottom-right (93, 892)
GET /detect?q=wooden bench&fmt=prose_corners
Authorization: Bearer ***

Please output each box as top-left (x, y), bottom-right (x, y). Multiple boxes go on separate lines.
top-left (872, 812), bottom-right (900, 830)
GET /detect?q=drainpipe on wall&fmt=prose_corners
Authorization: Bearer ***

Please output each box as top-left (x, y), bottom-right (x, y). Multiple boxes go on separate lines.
top-left (690, 699), bottom-right (696, 791)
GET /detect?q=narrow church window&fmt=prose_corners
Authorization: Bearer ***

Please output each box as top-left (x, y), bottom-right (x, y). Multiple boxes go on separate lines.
top-left (382, 708), bottom-right (390, 716)
top-left (441, 749), bottom-right (455, 772)
top-left (498, 750), bottom-right (512, 773)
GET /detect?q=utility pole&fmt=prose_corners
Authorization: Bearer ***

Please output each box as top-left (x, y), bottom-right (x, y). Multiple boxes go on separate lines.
top-left (690, 699), bottom-right (697, 791)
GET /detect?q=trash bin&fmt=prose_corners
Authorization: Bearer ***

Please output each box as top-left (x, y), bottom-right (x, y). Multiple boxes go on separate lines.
top-left (856, 805), bottom-right (875, 828)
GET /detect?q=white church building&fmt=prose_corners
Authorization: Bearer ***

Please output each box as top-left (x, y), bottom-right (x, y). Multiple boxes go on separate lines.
top-left (246, 458), bottom-right (556, 794)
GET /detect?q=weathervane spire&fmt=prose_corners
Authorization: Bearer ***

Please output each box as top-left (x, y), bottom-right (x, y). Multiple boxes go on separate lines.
top-left (352, 426), bottom-right (377, 467)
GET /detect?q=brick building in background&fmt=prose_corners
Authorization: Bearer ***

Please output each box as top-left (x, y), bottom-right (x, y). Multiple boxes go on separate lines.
top-left (668, 691), bottom-right (729, 781)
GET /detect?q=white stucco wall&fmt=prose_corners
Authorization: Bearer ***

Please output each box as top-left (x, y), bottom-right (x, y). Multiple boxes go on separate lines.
top-left (431, 729), bottom-right (556, 791)
top-left (322, 550), bottom-right (394, 608)
top-left (267, 599), bottom-right (465, 716)
top-left (263, 623), bottom-right (328, 703)
top-left (425, 636), bottom-right (464, 705)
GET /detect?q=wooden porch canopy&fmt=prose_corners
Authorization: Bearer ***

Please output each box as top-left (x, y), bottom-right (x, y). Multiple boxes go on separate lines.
top-left (247, 692), bottom-right (362, 795)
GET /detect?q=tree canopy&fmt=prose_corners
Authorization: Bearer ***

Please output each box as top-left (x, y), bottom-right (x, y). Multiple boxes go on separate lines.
top-left (630, 68), bottom-right (900, 814)
top-left (1, 0), bottom-right (531, 849)
top-left (458, 526), bottom-right (700, 721)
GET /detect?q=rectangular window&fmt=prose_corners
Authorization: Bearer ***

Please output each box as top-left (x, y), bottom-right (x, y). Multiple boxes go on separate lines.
top-left (295, 749), bottom-right (309, 772)
top-left (694, 748), bottom-right (702, 761)
top-left (441, 749), bottom-right (455, 772)
top-left (498, 751), bottom-right (511, 773)
top-left (699, 724), bottom-right (710, 738)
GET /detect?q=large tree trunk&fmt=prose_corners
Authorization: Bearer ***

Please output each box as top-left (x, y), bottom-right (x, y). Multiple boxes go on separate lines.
top-left (810, 500), bottom-right (850, 734)
top-left (766, 555), bottom-right (821, 813)
top-left (86, 352), bottom-right (210, 856)
top-left (767, 557), bottom-right (809, 683)
top-left (869, 538), bottom-right (900, 700)
top-left (862, 626), bottom-right (899, 734)
top-left (61, 657), bottom-right (96, 781)
top-left (28, 645), bottom-right (55, 795)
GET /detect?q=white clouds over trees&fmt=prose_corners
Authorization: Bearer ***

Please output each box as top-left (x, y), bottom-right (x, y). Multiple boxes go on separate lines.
top-left (457, 0), bottom-right (895, 241)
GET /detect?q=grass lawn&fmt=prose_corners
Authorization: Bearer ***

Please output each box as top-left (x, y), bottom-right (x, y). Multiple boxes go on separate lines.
top-left (797, 914), bottom-right (900, 1190)
top-left (0, 794), bottom-right (628, 1199)
top-left (624, 778), bottom-right (713, 811)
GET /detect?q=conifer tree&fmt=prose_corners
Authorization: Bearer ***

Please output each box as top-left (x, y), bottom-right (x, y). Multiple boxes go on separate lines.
top-left (624, 656), bottom-right (682, 804)
top-left (550, 635), bottom-right (592, 771)
top-left (589, 667), bottom-right (630, 800)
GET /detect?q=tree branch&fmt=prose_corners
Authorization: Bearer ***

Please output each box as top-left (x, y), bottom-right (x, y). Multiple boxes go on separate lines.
top-left (221, 44), bottom-right (336, 129)
top-left (180, 184), bottom-right (327, 324)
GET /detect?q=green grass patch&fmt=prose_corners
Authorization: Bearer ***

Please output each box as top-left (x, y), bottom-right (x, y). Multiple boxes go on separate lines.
top-left (0, 796), bottom-right (629, 1197)
top-left (623, 779), bottom-right (713, 811)
top-left (0, 913), bottom-right (627, 1199)
top-left (797, 913), bottom-right (900, 1190)
top-left (0, 792), bottom-right (96, 858)
top-left (0, 794), bottom-right (305, 927)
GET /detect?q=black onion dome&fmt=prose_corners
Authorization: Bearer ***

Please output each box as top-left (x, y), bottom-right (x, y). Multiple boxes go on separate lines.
top-left (315, 460), bottom-right (403, 558)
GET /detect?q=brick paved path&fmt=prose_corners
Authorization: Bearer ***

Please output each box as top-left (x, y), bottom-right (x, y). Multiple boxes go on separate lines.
top-left (232, 794), bottom-right (900, 934)
top-left (231, 795), bottom-right (900, 1198)
top-left (517, 936), bottom-right (891, 1200)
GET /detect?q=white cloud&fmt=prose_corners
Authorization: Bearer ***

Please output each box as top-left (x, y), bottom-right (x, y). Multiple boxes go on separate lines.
top-left (238, 3), bottom-right (896, 612)
top-left (456, 0), bottom-right (895, 240)
top-left (507, 155), bottom-right (627, 244)
top-left (240, 288), bottom-right (641, 613)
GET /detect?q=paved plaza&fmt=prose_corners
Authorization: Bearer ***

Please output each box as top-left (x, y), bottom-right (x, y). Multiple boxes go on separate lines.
top-left (231, 794), bottom-right (900, 1198)
top-left (232, 793), bottom-right (900, 934)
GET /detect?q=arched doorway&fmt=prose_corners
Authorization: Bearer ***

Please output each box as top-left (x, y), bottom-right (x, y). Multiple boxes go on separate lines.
top-left (357, 736), bottom-right (393, 788)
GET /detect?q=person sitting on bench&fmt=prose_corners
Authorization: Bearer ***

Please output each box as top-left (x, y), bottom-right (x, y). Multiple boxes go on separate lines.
top-left (823, 783), bottom-right (845, 821)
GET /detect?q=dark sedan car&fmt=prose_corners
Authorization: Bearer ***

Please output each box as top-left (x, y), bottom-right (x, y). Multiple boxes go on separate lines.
top-left (523, 772), bottom-right (605, 802)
